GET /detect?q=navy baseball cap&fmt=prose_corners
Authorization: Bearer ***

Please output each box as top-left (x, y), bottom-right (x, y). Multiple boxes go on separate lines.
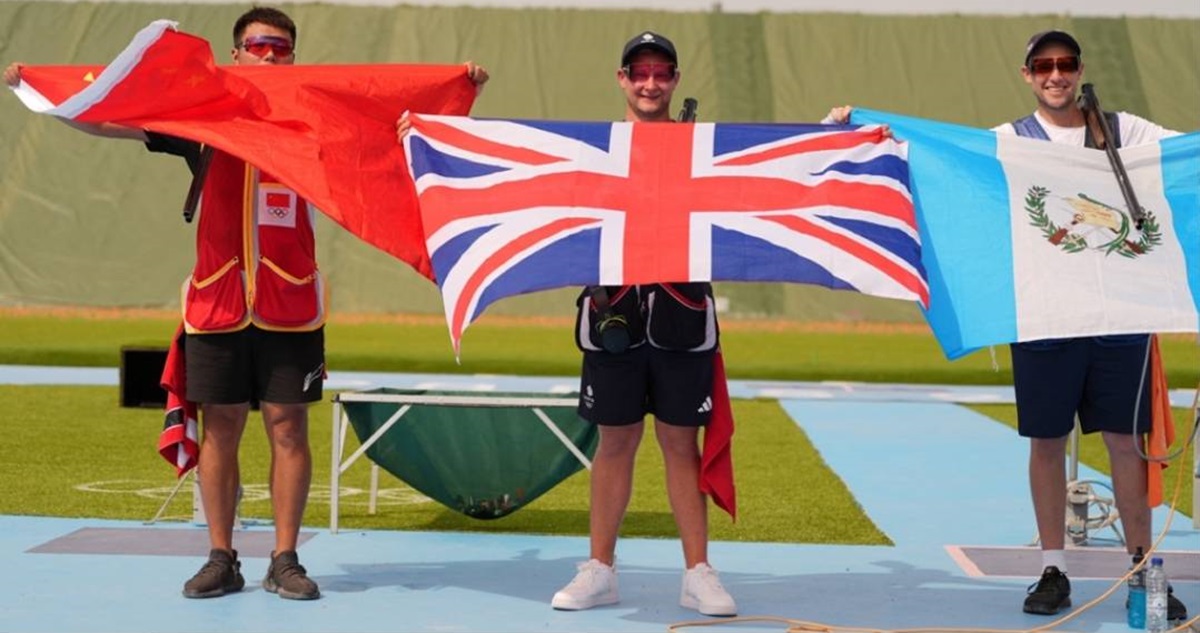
top-left (621, 31), bottom-right (677, 66)
top-left (1024, 30), bottom-right (1082, 66)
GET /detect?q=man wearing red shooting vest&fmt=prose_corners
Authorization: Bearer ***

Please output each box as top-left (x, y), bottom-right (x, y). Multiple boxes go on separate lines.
top-left (172, 145), bottom-right (327, 334)
top-left (4, 5), bottom-right (490, 602)
top-left (149, 123), bottom-right (328, 601)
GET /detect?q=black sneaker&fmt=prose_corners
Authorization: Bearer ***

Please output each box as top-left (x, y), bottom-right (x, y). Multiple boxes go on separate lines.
top-left (1023, 566), bottom-right (1071, 615)
top-left (263, 550), bottom-right (320, 600)
top-left (1167, 585), bottom-right (1188, 621)
top-left (183, 549), bottom-right (245, 599)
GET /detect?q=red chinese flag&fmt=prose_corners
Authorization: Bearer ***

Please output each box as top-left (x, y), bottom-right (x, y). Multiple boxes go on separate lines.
top-left (13, 21), bottom-right (476, 277)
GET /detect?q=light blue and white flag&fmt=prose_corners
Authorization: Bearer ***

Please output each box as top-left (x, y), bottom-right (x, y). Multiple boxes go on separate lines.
top-left (853, 109), bottom-right (1199, 359)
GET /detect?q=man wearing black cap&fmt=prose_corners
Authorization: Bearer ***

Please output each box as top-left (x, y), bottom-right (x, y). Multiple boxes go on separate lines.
top-left (995, 30), bottom-right (1186, 621)
top-left (821, 27), bottom-right (1187, 623)
top-left (615, 31), bottom-right (679, 121)
top-left (549, 30), bottom-right (737, 617)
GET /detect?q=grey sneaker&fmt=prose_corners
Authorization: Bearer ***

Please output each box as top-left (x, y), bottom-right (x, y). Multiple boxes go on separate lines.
top-left (262, 550), bottom-right (320, 600)
top-left (183, 549), bottom-right (245, 599)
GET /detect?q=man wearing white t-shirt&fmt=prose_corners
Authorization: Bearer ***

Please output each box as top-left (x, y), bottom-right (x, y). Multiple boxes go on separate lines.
top-left (996, 30), bottom-right (1185, 621)
top-left (825, 30), bottom-right (1187, 622)
top-left (994, 30), bottom-right (1175, 145)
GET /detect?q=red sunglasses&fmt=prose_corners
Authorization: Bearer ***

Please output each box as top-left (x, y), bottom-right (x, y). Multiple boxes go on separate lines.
top-left (239, 35), bottom-right (294, 58)
top-left (623, 62), bottom-right (677, 83)
top-left (1028, 56), bottom-right (1080, 75)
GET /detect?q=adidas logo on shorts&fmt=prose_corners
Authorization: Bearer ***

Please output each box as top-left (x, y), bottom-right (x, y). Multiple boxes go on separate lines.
top-left (697, 396), bottom-right (712, 413)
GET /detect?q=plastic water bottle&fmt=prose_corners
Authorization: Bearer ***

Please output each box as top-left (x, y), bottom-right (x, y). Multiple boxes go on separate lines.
top-left (1145, 557), bottom-right (1169, 633)
top-left (1127, 547), bottom-right (1146, 629)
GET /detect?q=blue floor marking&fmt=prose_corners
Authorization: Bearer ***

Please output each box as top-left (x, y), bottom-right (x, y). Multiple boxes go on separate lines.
top-left (781, 400), bottom-right (1196, 550)
top-left (5, 514), bottom-right (1191, 632)
top-left (781, 399), bottom-right (1038, 547)
top-left (0, 367), bottom-right (1195, 632)
top-left (2, 363), bottom-right (1196, 407)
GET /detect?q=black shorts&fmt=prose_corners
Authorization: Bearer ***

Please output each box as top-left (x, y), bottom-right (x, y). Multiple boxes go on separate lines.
top-left (578, 345), bottom-right (714, 427)
top-left (185, 326), bottom-right (325, 405)
top-left (1010, 335), bottom-right (1151, 439)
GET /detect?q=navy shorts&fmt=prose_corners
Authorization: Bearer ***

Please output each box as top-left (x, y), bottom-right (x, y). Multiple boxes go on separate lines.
top-left (578, 345), bottom-right (714, 427)
top-left (185, 325), bottom-right (325, 405)
top-left (1010, 335), bottom-right (1151, 439)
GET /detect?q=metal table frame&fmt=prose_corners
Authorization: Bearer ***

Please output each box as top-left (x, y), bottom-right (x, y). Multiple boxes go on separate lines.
top-left (330, 391), bottom-right (589, 533)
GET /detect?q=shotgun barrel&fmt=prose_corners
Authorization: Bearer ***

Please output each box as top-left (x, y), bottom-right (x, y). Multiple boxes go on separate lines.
top-left (1079, 83), bottom-right (1146, 230)
top-left (678, 97), bottom-right (698, 123)
top-left (182, 145), bottom-right (215, 223)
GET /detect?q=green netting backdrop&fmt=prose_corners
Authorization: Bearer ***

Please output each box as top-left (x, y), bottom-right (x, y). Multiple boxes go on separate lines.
top-left (1, 3), bottom-right (1196, 320)
top-left (340, 389), bottom-right (598, 519)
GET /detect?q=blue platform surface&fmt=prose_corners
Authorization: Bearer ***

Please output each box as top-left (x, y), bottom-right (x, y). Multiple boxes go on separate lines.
top-left (0, 367), bottom-right (1196, 632)
top-left (3, 363), bottom-right (1198, 408)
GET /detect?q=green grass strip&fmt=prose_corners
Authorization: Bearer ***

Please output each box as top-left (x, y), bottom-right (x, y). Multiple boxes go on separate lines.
top-left (968, 404), bottom-right (1195, 519)
top-left (0, 387), bottom-right (889, 544)
top-left (0, 311), bottom-right (1193, 544)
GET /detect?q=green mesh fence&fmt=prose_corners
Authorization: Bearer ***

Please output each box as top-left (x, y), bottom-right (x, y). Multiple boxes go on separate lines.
top-left (1, 3), bottom-right (1195, 318)
top-left (339, 388), bottom-right (597, 519)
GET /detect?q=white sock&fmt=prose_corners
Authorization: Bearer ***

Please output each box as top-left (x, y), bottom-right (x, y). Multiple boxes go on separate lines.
top-left (1042, 550), bottom-right (1068, 573)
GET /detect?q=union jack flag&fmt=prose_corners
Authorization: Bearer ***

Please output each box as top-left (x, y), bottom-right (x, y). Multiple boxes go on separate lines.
top-left (404, 114), bottom-right (928, 352)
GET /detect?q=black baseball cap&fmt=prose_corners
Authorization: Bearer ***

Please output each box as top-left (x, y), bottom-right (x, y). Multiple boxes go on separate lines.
top-left (1024, 30), bottom-right (1082, 67)
top-left (621, 31), bottom-right (677, 67)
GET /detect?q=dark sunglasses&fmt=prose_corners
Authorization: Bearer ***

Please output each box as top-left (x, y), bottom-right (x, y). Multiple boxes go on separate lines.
top-left (623, 62), bottom-right (677, 83)
top-left (1028, 56), bottom-right (1080, 75)
top-left (239, 35), bottom-right (294, 58)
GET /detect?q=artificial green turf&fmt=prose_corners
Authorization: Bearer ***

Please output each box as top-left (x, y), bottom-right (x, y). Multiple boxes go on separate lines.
top-left (967, 404), bottom-right (1197, 520)
top-left (0, 386), bottom-right (889, 544)
top-left (0, 313), bottom-right (1194, 545)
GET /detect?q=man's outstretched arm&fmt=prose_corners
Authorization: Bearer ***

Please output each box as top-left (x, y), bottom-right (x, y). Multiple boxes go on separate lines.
top-left (5, 61), bottom-right (148, 141)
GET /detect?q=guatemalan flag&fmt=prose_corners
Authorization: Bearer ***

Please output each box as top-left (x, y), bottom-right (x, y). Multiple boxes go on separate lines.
top-left (853, 109), bottom-right (1200, 359)
top-left (403, 114), bottom-right (928, 353)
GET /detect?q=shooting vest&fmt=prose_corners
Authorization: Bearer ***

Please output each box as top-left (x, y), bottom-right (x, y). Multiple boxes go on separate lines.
top-left (1011, 111), bottom-right (1122, 148)
top-left (182, 150), bottom-right (326, 334)
top-left (575, 283), bottom-right (719, 353)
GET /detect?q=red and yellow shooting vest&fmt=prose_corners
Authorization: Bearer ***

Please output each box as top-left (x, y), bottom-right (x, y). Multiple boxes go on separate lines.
top-left (182, 150), bottom-right (326, 334)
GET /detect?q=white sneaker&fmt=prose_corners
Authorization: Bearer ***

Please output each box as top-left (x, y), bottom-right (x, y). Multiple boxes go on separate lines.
top-left (551, 559), bottom-right (619, 610)
top-left (680, 563), bottom-right (737, 616)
